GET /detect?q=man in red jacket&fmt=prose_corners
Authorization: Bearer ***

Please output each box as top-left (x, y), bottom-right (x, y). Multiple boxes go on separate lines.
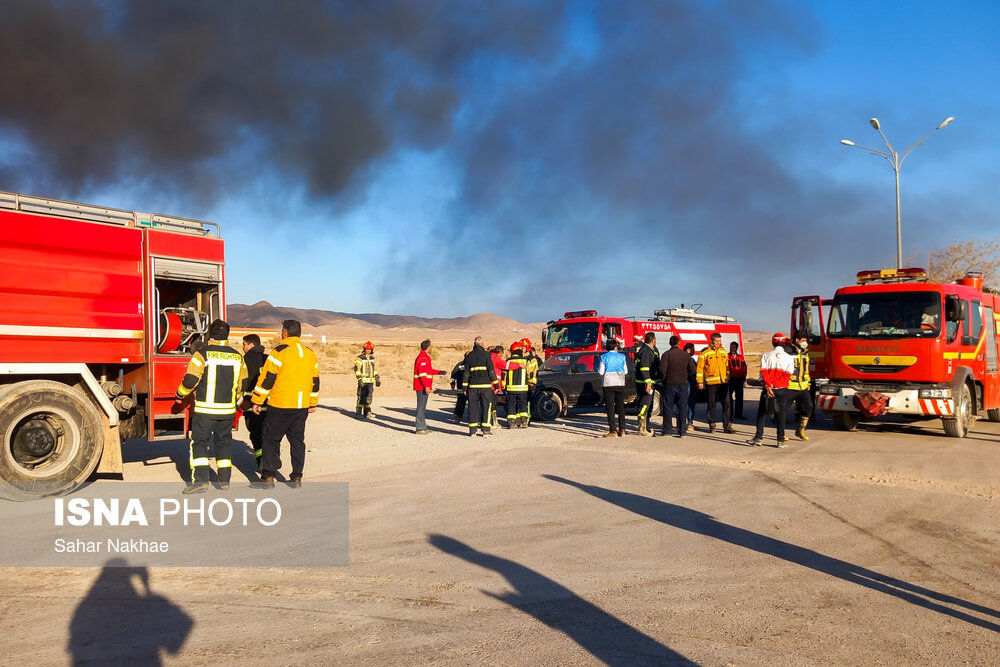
top-left (413, 339), bottom-right (446, 434)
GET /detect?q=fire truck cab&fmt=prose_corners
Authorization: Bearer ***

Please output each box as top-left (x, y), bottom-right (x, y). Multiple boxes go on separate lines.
top-left (0, 190), bottom-right (226, 496)
top-left (815, 268), bottom-right (1000, 437)
top-left (542, 307), bottom-right (744, 359)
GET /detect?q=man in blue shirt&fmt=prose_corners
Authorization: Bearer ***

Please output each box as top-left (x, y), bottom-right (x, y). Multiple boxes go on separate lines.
top-left (598, 338), bottom-right (628, 437)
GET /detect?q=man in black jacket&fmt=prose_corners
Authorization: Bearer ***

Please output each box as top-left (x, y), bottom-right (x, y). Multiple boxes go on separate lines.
top-left (659, 335), bottom-right (697, 437)
top-left (461, 337), bottom-right (499, 437)
top-left (634, 332), bottom-right (659, 437)
top-left (241, 334), bottom-right (267, 470)
top-left (450, 357), bottom-right (468, 424)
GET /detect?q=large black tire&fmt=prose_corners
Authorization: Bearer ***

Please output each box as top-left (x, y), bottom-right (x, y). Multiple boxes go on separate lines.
top-left (0, 380), bottom-right (104, 500)
top-left (943, 384), bottom-right (974, 438)
top-left (832, 411), bottom-right (860, 431)
top-left (987, 407), bottom-right (1000, 423)
top-left (532, 390), bottom-right (563, 422)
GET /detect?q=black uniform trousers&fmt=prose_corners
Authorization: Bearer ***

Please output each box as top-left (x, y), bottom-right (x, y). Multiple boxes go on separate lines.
top-left (636, 384), bottom-right (655, 421)
top-left (705, 382), bottom-right (732, 429)
top-left (357, 382), bottom-right (375, 414)
top-left (468, 387), bottom-right (494, 433)
top-left (190, 413), bottom-right (233, 484)
top-left (755, 388), bottom-right (790, 441)
top-left (730, 378), bottom-right (745, 418)
top-left (244, 410), bottom-right (265, 467)
top-left (261, 406), bottom-right (308, 479)
top-left (507, 390), bottom-right (528, 425)
top-left (454, 392), bottom-right (468, 421)
top-left (788, 389), bottom-right (813, 421)
top-left (603, 386), bottom-right (626, 432)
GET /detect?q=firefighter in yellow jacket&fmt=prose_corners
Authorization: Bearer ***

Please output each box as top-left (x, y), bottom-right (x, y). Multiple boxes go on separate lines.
top-left (250, 319), bottom-right (319, 488)
top-left (354, 341), bottom-right (381, 418)
top-left (788, 330), bottom-right (814, 440)
top-left (696, 332), bottom-right (735, 433)
top-left (175, 319), bottom-right (248, 494)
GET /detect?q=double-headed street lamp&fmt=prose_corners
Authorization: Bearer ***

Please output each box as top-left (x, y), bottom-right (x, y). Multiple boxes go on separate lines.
top-left (841, 116), bottom-right (954, 269)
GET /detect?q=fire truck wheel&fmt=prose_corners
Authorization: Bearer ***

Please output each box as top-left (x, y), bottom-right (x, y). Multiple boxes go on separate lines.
top-left (987, 407), bottom-right (1000, 423)
top-left (0, 380), bottom-right (104, 499)
top-left (832, 411), bottom-right (860, 431)
top-left (533, 391), bottom-right (563, 422)
top-left (943, 384), bottom-right (974, 438)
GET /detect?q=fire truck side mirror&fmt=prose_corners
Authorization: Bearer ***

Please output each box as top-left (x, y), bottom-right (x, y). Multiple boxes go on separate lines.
top-left (945, 295), bottom-right (966, 322)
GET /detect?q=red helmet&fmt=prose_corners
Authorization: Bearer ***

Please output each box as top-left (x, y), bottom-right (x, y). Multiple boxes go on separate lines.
top-left (510, 341), bottom-right (523, 353)
top-left (772, 332), bottom-right (788, 346)
top-left (363, 341), bottom-right (374, 351)
top-left (520, 337), bottom-right (532, 351)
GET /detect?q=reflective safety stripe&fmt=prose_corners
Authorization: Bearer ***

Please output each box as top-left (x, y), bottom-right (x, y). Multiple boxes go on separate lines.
top-left (469, 366), bottom-right (488, 371)
top-left (269, 356), bottom-right (283, 367)
top-left (194, 405), bottom-right (237, 415)
top-left (414, 373), bottom-right (431, 378)
top-left (191, 457), bottom-right (210, 467)
top-left (190, 356), bottom-right (203, 367)
top-left (296, 343), bottom-right (303, 358)
top-left (253, 387), bottom-right (270, 395)
top-left (216, 459), bottom-right (232, 468)
top-left (177, 385), bottom-right (193, 397)
top-left (469, 384), bottom-right (493, 388)
top-left (253, 449), bottom-right (262, 457)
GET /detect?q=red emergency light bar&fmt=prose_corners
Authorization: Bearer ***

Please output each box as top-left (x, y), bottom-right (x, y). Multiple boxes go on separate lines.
top-left (856, 267), bottom-right (928, 284)
top-left (563, 310), bottom-right (599, 319)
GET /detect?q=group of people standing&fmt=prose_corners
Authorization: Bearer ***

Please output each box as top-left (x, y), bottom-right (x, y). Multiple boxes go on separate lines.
top-left (174, 318), bottom-right (319, 493)
top-left (597, 329), bottom-right (810, 447)
top-left (599, 331), bottom-right (749, 438)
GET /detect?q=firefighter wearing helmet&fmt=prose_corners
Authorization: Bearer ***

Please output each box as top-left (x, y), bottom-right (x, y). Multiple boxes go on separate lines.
top-left (747, 333), bottom-right (795, 447)
top-left (788, 330), bottom-right (814, 440)
top-left (505, 342), bottom-right (530, 428)
top-left (354, 341), bottom-right (381, 418)
top-left (521, 338), bottom-right (541, 425)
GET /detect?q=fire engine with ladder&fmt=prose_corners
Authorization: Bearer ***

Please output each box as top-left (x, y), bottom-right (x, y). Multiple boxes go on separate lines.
top-left (0, 190), bottom-right (227, 495)
top-left (793, 267), bottom-right (1000, 437)
top-left (543, 307), bottom-right (744, 358)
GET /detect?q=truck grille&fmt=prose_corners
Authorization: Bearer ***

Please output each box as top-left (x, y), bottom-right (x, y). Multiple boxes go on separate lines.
top-left (848, 364), bottom-right (905, 374)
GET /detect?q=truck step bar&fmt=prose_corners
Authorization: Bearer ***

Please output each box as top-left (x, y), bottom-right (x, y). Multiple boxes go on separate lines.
top-left (0, 190), bottom-right (220, 237)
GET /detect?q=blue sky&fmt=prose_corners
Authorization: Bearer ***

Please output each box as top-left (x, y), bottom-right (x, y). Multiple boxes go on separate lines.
top-left (1, 0), bottom-right (998, 329)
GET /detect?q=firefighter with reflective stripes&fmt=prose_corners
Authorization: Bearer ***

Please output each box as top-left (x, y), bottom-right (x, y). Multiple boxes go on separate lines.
top-left (250, 319), bottom-right (320, 488)
top-left (354, 341), bottom-right (381, 418)
top-left (463, 337), bottom-right (499, 436)
top-left (788, 330), bottom-right (814, 440)
top-left (522, 337), bottom-right (541, 425)
top-left (634, 332), bottom-right (659, 437)
top-left (175, 319), bottom-right (248, 494)
top-left (241, 333), bottom-right (267, 470)
top-left (505, 342), bottom-right (529, 428)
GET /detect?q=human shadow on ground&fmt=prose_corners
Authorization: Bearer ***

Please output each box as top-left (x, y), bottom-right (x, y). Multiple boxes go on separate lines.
top-left (543, 475), bottom-right (1000, 633)
top-left (68, 558), bottom-right (193, 665)
top-left (122, 432), bottom-right (259, 483)
top-left (428, 534), bottom-right (695, 665)
top-left (318, 404), bottom-right (414, 434)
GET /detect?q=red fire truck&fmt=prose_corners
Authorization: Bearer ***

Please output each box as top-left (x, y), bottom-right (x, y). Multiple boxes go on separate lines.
top-left (542, 307), bottom-right (744, 359)
top-left (0, 190), bottom-right (227, 494)
top-left (811, 268), bottom-right (1000, 437)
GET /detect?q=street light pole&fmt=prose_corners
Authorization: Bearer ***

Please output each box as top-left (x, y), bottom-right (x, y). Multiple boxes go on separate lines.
top-left (840, 116), bottom-right (954, 269)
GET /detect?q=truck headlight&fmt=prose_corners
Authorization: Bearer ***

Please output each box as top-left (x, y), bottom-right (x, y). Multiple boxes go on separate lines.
top-left (918, 388), bottom-right (952, 399)
top-left (820, 385), bottom-right (841, 396)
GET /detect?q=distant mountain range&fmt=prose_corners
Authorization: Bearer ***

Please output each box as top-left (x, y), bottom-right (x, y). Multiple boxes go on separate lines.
top-left (227, 301), bottom-right (541, 333)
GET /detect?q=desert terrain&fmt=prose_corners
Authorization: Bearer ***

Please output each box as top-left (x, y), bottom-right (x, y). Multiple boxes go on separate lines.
top-left (2, 388), bottom-right (999, 664)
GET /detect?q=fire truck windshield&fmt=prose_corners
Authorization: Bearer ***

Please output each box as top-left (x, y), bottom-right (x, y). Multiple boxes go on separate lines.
top-left (827, 291), bottom-right (942, 339)
top-left (544, 322), bottom-right (599, 349)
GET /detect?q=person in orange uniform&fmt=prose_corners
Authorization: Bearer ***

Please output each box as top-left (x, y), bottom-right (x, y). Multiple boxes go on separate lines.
top-left (727, 341), bottom-right (748, 419)
top-left (696, 332), bottom-right (734, 433)
top-left (250, 319), bottom-right (319, 488)
top-left (413, 339), bottom-right (446, 434)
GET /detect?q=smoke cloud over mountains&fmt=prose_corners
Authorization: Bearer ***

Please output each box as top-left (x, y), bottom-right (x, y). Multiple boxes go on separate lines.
top-left (0, 1), bottom-right (982, 325)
